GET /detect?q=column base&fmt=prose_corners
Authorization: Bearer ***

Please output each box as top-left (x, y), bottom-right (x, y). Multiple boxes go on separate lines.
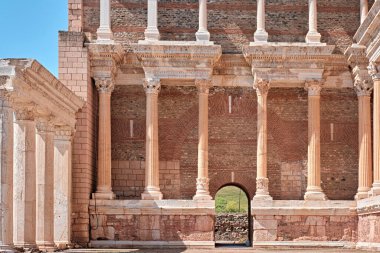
top-left (306, 31), bottom-right (322, 43)
top-left (196, 30), bottom-right (211, 42)
top-left (252, 194), bottom-right (273, 202)
top-left (13, 243), bottom-right (37, 249)
top-left (304, 190), bottom-right (327, 200)
top-left (141, 189), bottom-right (163, 200)
top-left (96, 27), bottom-right (114, 43)
top-left (369, 184), bottom-right (380, 197)
top-left (193, 193), bottom-right (212, 201)
top-left (144, 28), bottom-right (160, 41)
top-left (0, 243), bottom-right (14, 251)
top-left (355, 188), bottom-right (371, 200)
top-left (36, 241), bottom-right (56, 252)
top-left (92, 191), bottom-right (115, 200)
top-left (254, 30), bottom-right (268, 43)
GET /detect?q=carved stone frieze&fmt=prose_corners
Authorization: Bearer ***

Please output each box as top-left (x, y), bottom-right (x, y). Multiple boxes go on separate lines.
top-left (143, 78), bottom-right (161, 95)
top-left (305, 80), bottom-right (323, 96)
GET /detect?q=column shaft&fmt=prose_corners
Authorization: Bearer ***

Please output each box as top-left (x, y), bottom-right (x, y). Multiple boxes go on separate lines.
top-left (304, 83), bottom-right (326, 200)
top-left (193, 80), bottom-right (212, 200)
top-left (97, 0), bottom-right (113, 41)
top-left (253, 79), bottom-right (271, 200)
top-left (306, 0), bottom-right (321, 43)
top-left (36, 122), bottom-right (55, 250)
top-left (0, 102), bottom-right (13, 248)
top-left (145, 0), bottom-right (160, 41)
top-left (356, 94), bottom-right (372, 199)
top-left (94, 78), bottom-right (115, 200)
top-left (53, 130), bottom-right (72, 248)
top-left (372, 79), bottom-right (380, 195)
top-left (142, 79), bottom-right (162, 200)
top-left (360, 0), bottom-right (369, 24)
top-left (13, 111), bottom-right (36, 248)
top-left (254, 0), bottom-right (268, 42)
top-left (196, 0), bottom-right (210, 41)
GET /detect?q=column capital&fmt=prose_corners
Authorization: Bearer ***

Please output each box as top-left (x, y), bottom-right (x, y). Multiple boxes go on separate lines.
top-left (368, 62), bottom-right (380, 81)
top-left (144, 78), bottom-right (161, 95)
top-left (94, 76), bottom-right (115, 93)
top-left (54, 126), bottom-right (74, 141)
top-left (254, 78), bottom-right (270, 96)
top-left (305, 80), bottom-right (323, 96)
top-left (14, 107), bottom-right (36, 121)
top-left (354, 78), bottom-right (373, 96)
top-left (195, 79), bottom-right (212, 94)
top-left (36, 118), bottom-right (56, 133)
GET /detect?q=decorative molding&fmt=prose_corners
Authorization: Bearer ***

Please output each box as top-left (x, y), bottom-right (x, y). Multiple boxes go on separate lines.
top-left (305, 80), bottom-right (323, 96)
top-left (143, 78), bottom-right (161, 95)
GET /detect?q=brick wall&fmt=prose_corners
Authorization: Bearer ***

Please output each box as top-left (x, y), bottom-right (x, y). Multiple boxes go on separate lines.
top-left (80, 0), bottom-right (375, 54)
top-left (69, 0), bottom-right (83, 32)
top-left (110, 85), bottom-right (358, 201)
top-left (59, 31), bottom-right (97, 245)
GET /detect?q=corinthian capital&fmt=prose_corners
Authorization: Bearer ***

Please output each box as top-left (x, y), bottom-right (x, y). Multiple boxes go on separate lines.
top-left (254, 78), bottom-right (270, 96)
top-left (144, 78), bottom-right (161, 95)
top-left (94, 76), bottom-right (115, 93)
top-left (195, 79), bottom-right (212, 94)
top-left (368, 62), bottom-right (380, 81)
top-left (14, 107), bottom-right (36, 121)
top-left (354, 78), bottom-right (373, 97)
top-left (305, 80), bottom-right (323, 96)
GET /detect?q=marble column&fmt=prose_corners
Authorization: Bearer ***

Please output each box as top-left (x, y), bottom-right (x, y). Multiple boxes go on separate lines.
top-left (193, 80), bottom-right (212, 200)
top-left (53, 128), bottom-right (73, 248)
top-left (35, 120), bottom-right (55, 250)
top-left (93, 77), bottom-right (115, 200)
top-left (355, 79), bottom-right (373, 200)
top-left (306, 0), bottom-right (321, 43)
top-left (142, 78), bottom-right (163, 200)
top-left (97, 0), bottom-right (114, 42)
top-left (360, 0), bottom-right (368, 24)
top-left (254, 0), bottom-right (268, 42)
top-left (196, 0), bottom-right (210, 42)
top-left (304, 81), bottom-right (326, 200)
top-left (253, 78), bottom-right (272, 200)
top-left (0, 99), bottom-right (13, 249)
top-left (145, 0), bottom-right (160, 41)
top-left (13, 109), bottom-right (37, 248)
top-left (369, 63), bottom-right (380, 196)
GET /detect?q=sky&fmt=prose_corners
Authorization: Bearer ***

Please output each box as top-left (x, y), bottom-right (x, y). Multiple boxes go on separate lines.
top-left (0, 1), bottom-right (68, 77)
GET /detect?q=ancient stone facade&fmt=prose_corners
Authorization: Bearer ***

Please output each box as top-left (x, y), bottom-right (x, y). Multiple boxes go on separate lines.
top-left (2, 0), bottom-right (380, 251)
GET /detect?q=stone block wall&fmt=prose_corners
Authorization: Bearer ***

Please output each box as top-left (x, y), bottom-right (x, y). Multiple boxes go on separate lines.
top-left (111, 85), bottom-right (358, 201)
top-left (358, 213), bottom-right (380, 244)
top-left (69, 0), bottom-right (83, 32)
top-left (78, 0), bottom-right (375, 54)
top-left (59, 31), bottom-right (97, 245)
top-left (253, 214), bottom-right (357, 242)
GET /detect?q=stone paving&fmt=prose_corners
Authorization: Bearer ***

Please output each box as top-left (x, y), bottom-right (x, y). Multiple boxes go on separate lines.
top-left (66, 248), bottom-right (369, 253)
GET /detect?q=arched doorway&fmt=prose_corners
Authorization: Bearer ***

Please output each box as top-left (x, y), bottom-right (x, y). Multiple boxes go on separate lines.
top-left (215, 185), bottom-right (251, 247)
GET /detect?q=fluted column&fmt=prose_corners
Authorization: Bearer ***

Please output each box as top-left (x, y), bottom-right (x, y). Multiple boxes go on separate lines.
top-left (306, 0), bottom-right (321, 43)
top-left (355, 79), bottom-right (373, 200)
top-left (13, 109), bottom-right (37, 248)
top-left (97, 0), bottom-right (114, 42)
top-left (0, 98), bottom-right (13, 249)
top-left (196, 0), bottom-right (210, 42)
top-left (360, 0), bottom-right (368, 24)
top-left (253, 78), bottom-right (272, 200)
top-left (254, 0), bottom-right (268, 43)
top-left (36, 120), bottom-right (55, 250)
top-left (93, 77), bottom-right (115, 200)
top-left (304, 81), bottom-right (326, 200)
top-left (369, 63), bottom-right (380, 196)
top-left (193, 80), bottom-right (212, 201)
top-left (142, 78), bottom-right (163, 200)
top-left (53, 128), bottom-right (73, 248)
top-left (145, 0), bottom-right (160, 41)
